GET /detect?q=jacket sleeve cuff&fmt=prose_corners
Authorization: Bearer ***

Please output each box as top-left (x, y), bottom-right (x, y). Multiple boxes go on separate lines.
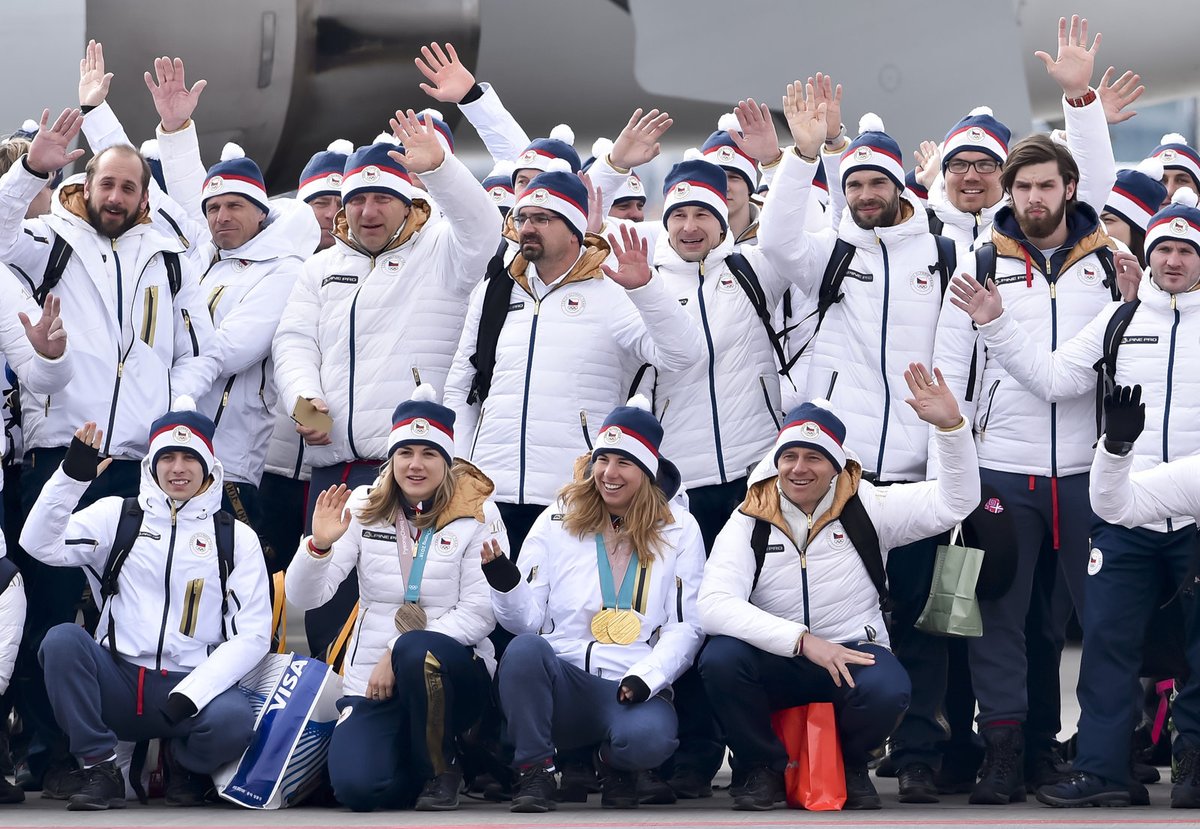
top-left (161, 692), bottom-right (198, 724)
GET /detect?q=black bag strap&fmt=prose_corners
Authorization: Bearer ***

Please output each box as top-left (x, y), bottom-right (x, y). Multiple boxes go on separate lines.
top-left (925, 208), bottom-right (945, 236)
top-left (214, 509), bottom-right (236, 638)
top-left (467, 242), bottom-right (516, 405)
top-left (750, 517), bottom-right (773, 592)
top-left (33, 235), bottom-right (73, 306)
top-left (0, 556), bottom-right (19, 593)
top-left (163, 250), bottom-right (182, 296)
top-left (1096, 245), bottom-right (1120, 301)
top-left (932, 234), bottom-right (957, 296)
top-left (817, 238), bottom-right (858, 323)
top-left (840, 493), bottom-right (891, 614)
top-left (725, 253), bottom-right (792, 379)
top-left (1093, 299), bottom-right (1141, 439)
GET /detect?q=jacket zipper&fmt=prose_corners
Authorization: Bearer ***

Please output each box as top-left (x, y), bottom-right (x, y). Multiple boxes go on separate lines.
top-left (675, 576), bottom-right (684, 622)
top-left (155, 502), bottom-right (180, 670)
top-left (1047, 264), bottom-right (1059, 477)
top-left (1163, 296), bottom-right (1180, 532)
top-left (874, 241), bottom-right (892, 477)
top-left (346, 276), bottom-right (368, 459)
top-left (695, 262), bottom-right (727, 483)
top-left (979, 379), bottom-right (1001, 439)
top-left (469, 407), bottom-right (486, 461)
top-left (348, 604), bottom-right (366, 667)
top-left (825, 370), bottom-right (839, 400)
top-left (517, 289), bottom-right (541, 503)
top-left (212, 376), bottom-right (237, 427)
top-left (800, 513), bottom-right (812, 628)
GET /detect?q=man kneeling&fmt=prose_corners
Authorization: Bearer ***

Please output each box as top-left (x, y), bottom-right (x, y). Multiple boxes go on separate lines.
top-left (21, 400), bottom-right (271, 810)
top-left (698, 364), bottom-right (979, 810)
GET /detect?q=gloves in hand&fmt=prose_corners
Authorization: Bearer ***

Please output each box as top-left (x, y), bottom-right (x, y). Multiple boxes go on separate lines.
top-left (1103, 384), bottom-right (1145, 450)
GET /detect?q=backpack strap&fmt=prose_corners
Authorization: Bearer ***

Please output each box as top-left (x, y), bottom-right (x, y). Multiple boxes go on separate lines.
top-left (725, 253), bottom-right (792, 379)
top-left (0, 557), bottom-right (19, 594)
top-left (1096, 246), bottom-right (1120, 301)
top-left (791, 238), bottom-right (858, 363)
top-left (932, 234), bottom-right (957, 296)
top-left (163, 251), bottom-right (182, 296)
top-left (214, 509), bottom-right (236, 639)
top-left (1093, 299), bottom-right (1141, 439)
top-left (156, 207), bottom-right (191, 250)
top-left (466, 242), bottom-right (516, 406)
top-left (839, 493), bottom-right (892, 614)
top-left (99, 497), bottom-right (146, 655)
top-left (33, 235), bottom-right (73, 307)
top-left (750, 517), bottom-right (772, 592)
top-left (925, 208), bottom-right (945, 236)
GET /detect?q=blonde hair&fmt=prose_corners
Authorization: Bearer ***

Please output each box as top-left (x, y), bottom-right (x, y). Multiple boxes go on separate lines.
top-left (357, 453), bottom-right (457, 530)
top-left (560, 462), bottom-right (672, 565)
top-left (0, 138), bottom-right (30, 177)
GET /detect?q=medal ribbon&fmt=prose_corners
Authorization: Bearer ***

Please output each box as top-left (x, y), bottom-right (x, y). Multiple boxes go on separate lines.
top-left (396, 510), bottom-right (434, 604)
top-left (595, 534), bottom-right (639, 611)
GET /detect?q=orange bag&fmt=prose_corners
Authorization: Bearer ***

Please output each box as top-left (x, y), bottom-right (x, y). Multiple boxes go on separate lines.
top-left (769, 703), bottom-right (846, 810)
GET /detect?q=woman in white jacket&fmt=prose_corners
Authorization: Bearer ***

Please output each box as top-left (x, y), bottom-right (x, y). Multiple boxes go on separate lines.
top-left (481, 395), bottom-right (705, 813)
top-left (286, 385), bottom-right (504, 813)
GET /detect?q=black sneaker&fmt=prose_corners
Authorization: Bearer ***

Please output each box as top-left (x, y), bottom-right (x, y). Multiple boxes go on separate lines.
top-left (897, 761), bottom-right (939, 804)
top-left (970, 724), bottom-right (1025, 805)
top-left (555, 760), bottom-right (595, 802)
top-left (415, 772), bottom-right (461, 811)
top-left (1025, 744), bottom-right (1069, 792)
top-left (636, 769), bottom-right (675, 805)
top-left (600, 767), bottom-right (638, 809)
top-left (1172, 747), bottom-right (1200, 808)
top-left (39, 760), bottom-right (85, 800)
top-left (731, 765), bottom-right (784, 811)
top-left (511, 761), bottom-right (557, 813)
top-left (844, 763), bottom-right (882, 810)
top-left (1035, 771), bottom-right (1131, 807)
top-left (0, 775), bottom-right (24, 804)
top-left (66, 760), bottom-right (125, 811)
top-left (163, 746), bottom-right (215, 807)
top-left (666, 769), bottom-right (713, 799)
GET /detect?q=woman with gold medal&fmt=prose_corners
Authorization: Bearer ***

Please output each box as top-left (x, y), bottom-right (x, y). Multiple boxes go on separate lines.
top-left (286, 385), bottom-right (506, 812)
top-left (480, 395), bottom-right (706, 812)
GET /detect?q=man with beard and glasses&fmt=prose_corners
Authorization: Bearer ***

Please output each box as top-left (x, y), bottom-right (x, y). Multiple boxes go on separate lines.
top-left (933, 131), bottom-right (1123, 806)
top-left (0, 107), bottom-right (220, 797)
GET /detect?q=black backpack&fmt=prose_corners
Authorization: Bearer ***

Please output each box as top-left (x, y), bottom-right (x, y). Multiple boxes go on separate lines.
top-left (466, 242), bottom-right (517, 406)
top-left (748, 492), bottom-right (891, 615)
top-left (33, 235), bottom-right (182, 307)
top-left (0, 556), bottom-right (19, 594)
top-left (1091, 299), bottom-right (1142, 439)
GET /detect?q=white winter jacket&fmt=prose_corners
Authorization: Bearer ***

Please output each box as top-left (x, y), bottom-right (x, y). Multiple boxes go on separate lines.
top-left (490, 485), bottom-right (706, 696)
top-left (273, 152), bottom-right (499, 468)
top-left (933, 205), bottom-right (1120, 477)
top-left (444, 237), bottom-right (702, 505)
top-left (1090, 445), bottom-right (1200, 529)
top-left (0, 562), bottom-right (24, 695)
top-left (975, 272), bottom-right (1200, 531)
top-left (20, 456), bottom-right (271, 713)
top-left (0, 162), bottom-right (221, 460)
top-left (286, 462), bottom-right (504, 697)
top-left (699, 418), bottom-right (979, 653)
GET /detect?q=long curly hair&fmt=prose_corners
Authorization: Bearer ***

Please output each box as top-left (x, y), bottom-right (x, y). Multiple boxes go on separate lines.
top-left (559, 461), bottom-right (672, 565)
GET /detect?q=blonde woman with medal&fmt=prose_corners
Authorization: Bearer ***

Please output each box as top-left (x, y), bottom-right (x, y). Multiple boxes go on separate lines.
top-left (286, 385), bottom-right (506, 812)
top-left (480, 395), bottom-right (705, 812)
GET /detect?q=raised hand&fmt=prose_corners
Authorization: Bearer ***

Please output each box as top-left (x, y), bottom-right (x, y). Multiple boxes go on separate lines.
top-left (1103, 384), bottom-right (1144, 445)
top-left (782, 80), bottom-right (827, 159)
top-left (1113, 250), bottom-right (1142, 301)
top-left (78, 40), bottom-right (113, 107)
top-left (143, 56), bottom-right (207, 133)
top-left (63, 421), bottom-right (112, 482)
top-left (26, 108), bottom-right (85, 175)
top-left (1098, 66), bottom-right (1144, 125)
top-left (801, 633), bottom-right (875, 688)
top-left (415, 42), bottom-right (475, 103)
top-left (1035, 15), bottom-right (1099, 99)
top-left (311, 484), bottom-right (352, 550)
top-left (729, 99), bottom-right (782, 165)
top-left (903, 363), bottom-right (963, 430)
top-left (20, 293), bottom-right (67, 359)
top-left (388, 108), bottom-right (445, 174)
top-left (479, 538), bottom-right (504, 564)
top-left (949, 272), bottom-right (1004, 325)
top-left (609, 108), bottom-right (672, 170)
top-left (601, 224), bottom-right (653, 289)
top-left (913, 140), bottom-right (942, 190)
top-left (579, 170), bottom-right (604, 234)
top-left (809, 72), bottom-right (844, 144)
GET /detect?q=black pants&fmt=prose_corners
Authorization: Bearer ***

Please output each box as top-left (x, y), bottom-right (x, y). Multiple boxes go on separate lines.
top-left (686, 477), bottom-right (748, 554)
top-left (257, 472), bottom-right (307, 574)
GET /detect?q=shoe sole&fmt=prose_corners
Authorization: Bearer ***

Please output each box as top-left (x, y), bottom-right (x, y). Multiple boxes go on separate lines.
top-left (601, 800), bottom-right (639, 809)
top-left (843, 798), bottom-right (882, 810)
top-left (66, 797), bottom-right (125, 811)
top-left (414, 800), bottom-right (459, 811)
top-left (1035, 790), bottom-right (1131, 808)
top-left (511, 797), bottom-right (556, 813)
top-left (969, 790), bottom-right (1027, 805)
top-left (898, 789), bottom-right (940, 804)
top-left (732, 798), bottom-right (777, 811)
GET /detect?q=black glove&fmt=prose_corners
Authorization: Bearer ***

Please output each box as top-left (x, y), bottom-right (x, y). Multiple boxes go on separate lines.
top-left (161, 692), bottom-right (198, 726)
top-left (481, 553), bottom-right (521, 592)
top-left (62, 434), bottom-right (101, 482)
top-left (617, 675), bottom-right (651, 705)
top-left (1103, 384), bottom-right (1145, 452)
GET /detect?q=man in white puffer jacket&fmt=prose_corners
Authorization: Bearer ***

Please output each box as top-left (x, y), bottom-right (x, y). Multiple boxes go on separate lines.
top-left (698, 365), bottom-right (979, 811)
top-left (22, 400), bottom-right (270, 811)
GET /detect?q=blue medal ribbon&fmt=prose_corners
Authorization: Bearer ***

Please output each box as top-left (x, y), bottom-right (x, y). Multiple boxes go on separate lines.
top-left (595, 534), bottom-right (639, 610)
top-left (404, 529), bottom-right (435, 603)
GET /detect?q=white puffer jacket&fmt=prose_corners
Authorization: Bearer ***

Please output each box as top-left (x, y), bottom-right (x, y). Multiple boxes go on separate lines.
top-left (758, 150), bottom-right (949, 482)
top-left (263, 407), bottom-right (308, 480)
top-left (286, 462), bottom-right (504, 698)
top-left (444, 238), bottom-right (702, 505)
top-left (0, 561), bottom-right (24, 695)
top-left (975, 272), bottom-right (1200, 531)
top-left (0, 163), bottom-right (221, 460)
top-left (20, 456), bottom-right (271, 713)
top-left (490, 488), bottom-right (706, 696)
top-left (699, 418), bottom-right (979, 653)
top-left (273, 153), bottom-right (499, 468)
top-left (933, 205), bottom-right (1119, 478)
top-left (1091, 445), bottom-right (1200, 529)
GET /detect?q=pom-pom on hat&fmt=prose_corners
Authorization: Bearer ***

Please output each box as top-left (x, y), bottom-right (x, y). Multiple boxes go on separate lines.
top-left (661, 159), bottom-right (729, 231)
top-left (513, 164), bottom-right (589, 241)
top-left (341, 141), bottom-right (416, 205)
top-left (840, 113), bottom-right (905, 192)
top-left (202, 143), bottom-right (269, 214)
top-left (140, 138), bottom-right (167, 193)
top-left (592, 394), bottom-right (681, 499)
top-left (148, 395), bottom-right (217, 480)
top-left (416, 108), bottom-right (454, 154)
top-left (1150, 133), bottom-right (1200, 191)
top-left (773, 400), bottom-right (847, 472)
top-left (481, 160), bottom-right (516, 212)
top-left (942, 106), bottom-right (1011, 168)
top-left (387, 383), bottom-right (455, 467)
top-left (512, 125), bottom-right (582, 183)
top-left (1106, 159), bottom-right (1169, 233)
top-left (298, 139), bottom-right (353, 203)
top-left (1146, 186), bottom-right (1200, 258)
top-left (700, 112), bottom-right (758, 191)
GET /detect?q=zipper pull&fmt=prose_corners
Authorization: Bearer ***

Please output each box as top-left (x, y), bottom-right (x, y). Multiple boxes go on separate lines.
top-left (1050, 283), bottom-right (1057, 300)
top-left (1172, 294), bottom-right (1178, 311)
top-left (117, 361), bottom-right (124, 378)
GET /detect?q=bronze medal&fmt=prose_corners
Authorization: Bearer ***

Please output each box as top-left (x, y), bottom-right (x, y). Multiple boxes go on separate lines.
top-left (394, 602), bottom-right (428, 634)
top-left (606, 609), bottom-right (641, 645)
top-left (591, 608), bottom-right (616, 644)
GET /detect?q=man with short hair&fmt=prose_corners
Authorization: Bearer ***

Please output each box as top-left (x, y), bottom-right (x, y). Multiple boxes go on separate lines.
top-left (1147, 134), bottom-right (1200, 207)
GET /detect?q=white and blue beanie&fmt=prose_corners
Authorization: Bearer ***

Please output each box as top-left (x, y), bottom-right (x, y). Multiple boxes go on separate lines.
top-left (513, 164), bottom-right (589, 241)
top-left (587, 138), bottom-right (646, 206)
top-left (1106, 159), bottom-right (1169, 233)
top-left (1150, 133), bottom-right (1200, 191)
top-left (942, 106), bottom-right (1011, 168)
top-left (592, 395), bottom-right (681, 497)
top-left (481, 160), bottom-right (516, 212)
top-left (513, 125), bottom-right (581, 182)
top-left (297, 139), bottom-right (353, 203)
top-left (1146, 187), bottom-right (1200, 258)
top-left (388, 384), bottom-right (455, 467)
top-left (202, 143), bottom-right (269, 214)
top-left (149, 396), bottom-right (217, 479)
top-left (341, 141), bottom-right (417, 205)
top-left (662, 158), bottom-right (728, 231)
top-left (416, 108), bottom-right (454, 155)
top-left (840, 114), bottom-right (905, 192)
top-left (773, 400), bottom-right (847, 472)
top-left (700, 112), bottom-right (758, 190)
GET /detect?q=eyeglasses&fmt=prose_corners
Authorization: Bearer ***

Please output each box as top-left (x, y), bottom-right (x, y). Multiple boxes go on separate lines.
top-left (513, 213), bottom-right (559, 228)
top-left (946, 158), bottom-right (1000, 175)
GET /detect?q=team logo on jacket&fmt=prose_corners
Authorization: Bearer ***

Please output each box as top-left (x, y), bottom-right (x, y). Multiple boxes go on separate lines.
top-left (561, 293), bottom-right (585, 316)
top-left (714, 146), bottom-right (736, 164)
top-left (232, 259), bottom-right (250, 272)
top-left (854, 146), bottom-right (873, 161)
top-left (602, 426), bottom-right (623, 446)
top-left (206, 176), bottom-right (223, 193)
top-left (173, 427), bottom-right (192, 443)
top-left (530, 188), bottom-right (549, 204)
top-left (1171, 217), bottom-right (1189, 236)
top-left (384, 257), bottom-right (402, 273)
top-left (436, 532), bottom-right (459, 555)
top-left (190, 533), bottom-right (213, 558)
top-left (983, 497), bottom-right (1004, 514)
top-left (967, 127), bottom-right (986, 143)
top-left (362, 166), bottom-right (381, 184)
top-left (1087, 548), bottom-right (1103, 575)
top-left (829, 525), bottom-right (849, 549)
top-left (1079, 265), bottom-right (1099, 285)
top-left (910, 271), bottom-right (933, 295)
top-left (410, 418), bottom-right (430, 436)
top-left (717, 274), bottom-right (738, 293)
top-left (673, 182), bottom-right (692, 197)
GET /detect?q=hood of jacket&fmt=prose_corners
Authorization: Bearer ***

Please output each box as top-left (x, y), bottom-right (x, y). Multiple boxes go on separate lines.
top-left (741, 450), bottom-right (864, 548)
top-left (652, 224), bottom-right (736, 273)
top-left (137, 450), bottom-right (227, 523)
top-left (991, 201), bottom-right (1113, 272)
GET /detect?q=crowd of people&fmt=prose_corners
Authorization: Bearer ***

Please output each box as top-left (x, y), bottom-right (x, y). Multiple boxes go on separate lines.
top-left (0, 13), bottom-right (1197, 814)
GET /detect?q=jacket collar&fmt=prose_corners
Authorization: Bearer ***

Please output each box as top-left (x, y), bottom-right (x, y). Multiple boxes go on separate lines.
top-left (331, 198), bottom-right (432, 260)
top-left (508, 233), bottom-right (611, 295)
top-left (991, 201), bottom-right (1113, 274)
top-left (836, 191), bottom-right (927, 248)
top-left (741, 453), bottom-right (863, 548)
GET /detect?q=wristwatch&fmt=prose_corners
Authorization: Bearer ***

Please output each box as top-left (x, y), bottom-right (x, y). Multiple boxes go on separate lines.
top-left (1065, 88), bottom-right (1097, 108)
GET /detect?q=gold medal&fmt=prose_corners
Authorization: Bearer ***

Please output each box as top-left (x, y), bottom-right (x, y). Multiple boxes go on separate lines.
top-left (394, 602), bottom-right (428, 634)
top-left (591, 608), bottom-right (616, 644)
top-left (606, 609), bottom-right (642, 645)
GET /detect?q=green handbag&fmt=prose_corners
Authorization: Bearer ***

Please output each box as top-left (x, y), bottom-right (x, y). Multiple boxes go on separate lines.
top-left (914, 526), bottom-right (984, 637)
